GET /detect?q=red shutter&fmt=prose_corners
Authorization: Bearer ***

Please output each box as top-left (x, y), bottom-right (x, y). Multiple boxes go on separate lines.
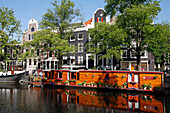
top-left (101, 17), bottom-right (103, 22)
top-left (97, 18), bottom-right (99, 22)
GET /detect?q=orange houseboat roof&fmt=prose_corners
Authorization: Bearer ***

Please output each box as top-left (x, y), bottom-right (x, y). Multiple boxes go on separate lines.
top-left (37, 70), bottom-right (164, 74)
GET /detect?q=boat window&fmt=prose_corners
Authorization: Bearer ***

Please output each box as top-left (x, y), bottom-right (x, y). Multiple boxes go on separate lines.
top-left (71, 72), bottom-right (76, 79)
top-left (8, 66), bottom-right (11, 71)
top-left (106, 73), bottom-right (109, 78)
top-left (15, 66), bottom-right (17, 71)
top-left (77, 96), bottom-right (79, 104)
top-left (77, 73), bottom-right (79, 80)
top-left (59, 72), bottom-right (62, 78)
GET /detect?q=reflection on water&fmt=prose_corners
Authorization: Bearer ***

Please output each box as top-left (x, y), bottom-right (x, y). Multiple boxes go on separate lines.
top-left (0, 85), bottom-right (167, 113)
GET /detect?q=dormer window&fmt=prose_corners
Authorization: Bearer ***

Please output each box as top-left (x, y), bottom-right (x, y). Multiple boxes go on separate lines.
top-left (31, 27), bottom-right (34, 32)
top-left (97, 17), bottom-right (103, 22)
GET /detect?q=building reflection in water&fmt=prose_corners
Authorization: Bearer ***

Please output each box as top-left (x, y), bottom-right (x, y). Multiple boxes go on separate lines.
top-left (39, 87), bottom-right (164, 113)
top-left (0, 87), bottom-right (165, 113)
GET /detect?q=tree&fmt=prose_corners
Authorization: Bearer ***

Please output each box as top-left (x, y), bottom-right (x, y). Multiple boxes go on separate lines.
top-left (116, 1), bottom-right (161, 70)
top-left (105, 0), bottom-right (152, 17)
top-left (148, 22), bottom-right (170, 70)
top-left (0, 7), bottom-right (21, 71)
top-left (87, 22), bottom-right (126, 68)
top-left (23, 0), bottom-right (81, 69)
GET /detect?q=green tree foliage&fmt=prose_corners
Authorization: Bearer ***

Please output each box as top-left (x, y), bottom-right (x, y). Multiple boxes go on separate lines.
top-left (148, 22), bottom-right (170, 69)
top-left (116, 1), bottom-right (161, 70)
top-left (0, 7), bottom-right (21, 71)
top-left (23, 0), bottom-right (81, 69)
top-left (105, 0), bottom-right (152, 17)
top-left (87, 22), bottom-right (126, 67)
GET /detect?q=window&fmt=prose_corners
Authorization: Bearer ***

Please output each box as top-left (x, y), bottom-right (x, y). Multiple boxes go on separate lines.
top-left (55, 61), bottom-right (58, 70)
top-left (29, 35), bottom-right (30, 40)
top-left (15, 66), bottom-right (17, 71)
top-left (70, 43), bottom-right (75, 53)
top-left (70, 56), bottom-right (75, 65)
top-left (34, 59), bottom-right (36, 65)
top-left (78, 56), bottom-right (83, 65)
top-left (78, 43), bottom-right (83, 53)
top-left (49, 51), bottom-right (52, 57)
top-left (31, 27), bottom-right (34, 32)
top-left (59, 72), bottom-right (62, 78)
top-left (47, 61), bottom-right (49, 69)
top-left (29, 59), bottom-right (31, 65)
top-left (51, 61), bottom-right (54, 69)
top-left (141, 50), bottom-right (148, 58)
top-left (71, 72), bottom-right (76, 79)
top-left (132, 40), bottom-right (136, 47)
top-left (89, 43), bottom-right (95, 52)
top-left (122, 50), bottom-right (127, 58)
top-left (32, 34), bottom-right (34, 39)
top-left (37, 49), bottom-right (39, 56)
top-left (97, 17), bottom-right (103, 22)
top-left (130, 51), bottom-right (136, 58)
top-left (78, 33), bottom-right (83, 40)
top-left (70, 35), bottom-right (75, 41)
top-left (63, 56), bottom-right (67, 65)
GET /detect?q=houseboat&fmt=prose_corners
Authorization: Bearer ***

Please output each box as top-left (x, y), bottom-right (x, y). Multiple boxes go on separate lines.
top-left (34, 69), bottom-right (164, 92)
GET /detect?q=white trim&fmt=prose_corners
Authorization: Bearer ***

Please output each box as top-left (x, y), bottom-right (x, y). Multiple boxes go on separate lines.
top-left (70, 35), bottom-right (75, 41)
top-left (77, 33), bottom-right (84, 40)
top-left (141, 50), bottom-right (148, 58)
top-left (120, 61), bottom-right (149, 71)
top-left (122, 50), bottom-right (128, 58)
top-left (130, 51), bottom-right (136, 58)
top-left (86, 54), bottom-right (96, 69)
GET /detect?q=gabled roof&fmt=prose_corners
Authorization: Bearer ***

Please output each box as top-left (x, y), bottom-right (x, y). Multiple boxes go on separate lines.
top-left (84, 18), bottom-right (93, 26)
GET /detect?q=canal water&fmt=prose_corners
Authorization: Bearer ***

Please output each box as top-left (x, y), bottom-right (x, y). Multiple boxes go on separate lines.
top-left (0, 84), bottom-right (169, 113)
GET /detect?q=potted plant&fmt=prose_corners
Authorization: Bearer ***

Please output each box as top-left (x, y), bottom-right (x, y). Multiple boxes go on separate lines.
top-left (153, 76), bottom-right (158, 79)
top-left (105, 84), bottom-right (109, 87)
top-left (83, 80), bottom-right (87, 86)
top-left (154, 86), bottom-right (161, 91)
top-left (98, 82), bottom-right (102, 87)
top-left (91, 82), bottom-right (96, 87)
top-left (114, 82), bottom-right (118, 88)
top-left (102, 83), bottom-right (106, 87)
top-left (143, 83), bottom-right (148, 90)
top-left (122, 75), bottom-right (126, 79)
top-left (118, 85), bottom-right (122, 89)
top-left (123, 83), bottom-right (127, 89)
top-left (70, 79), bottom-right (76, 85)
top-left (148, 83), bottom-right (152, 90)
top-left (78, 82), bottom-right (83, 86)
top-left (65, 80), bottom-right (69, 85)
top-left (87, 83), bottom-right (91, 86)
top-left (109, 84), bottom-right (113, 88)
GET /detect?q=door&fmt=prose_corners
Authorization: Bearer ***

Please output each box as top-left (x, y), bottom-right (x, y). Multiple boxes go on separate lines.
top-left (134, 75), bottom-right (139, 88)
top-left (131, 65), bottom-right (134, 71)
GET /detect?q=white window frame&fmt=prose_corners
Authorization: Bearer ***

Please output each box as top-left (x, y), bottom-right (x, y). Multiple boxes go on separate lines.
top-left (130, 51), bottom-right (136, 58)
top-left (78, 43), bottom-right (83, 53)
top-left (62, 56), bottom-right (67, 65)
top-left (70, 43), bottom-right (75, 53)
top-left (122, 50), bottom-right (127, 58)
top-left (78, 56), bottom-right (83, 65)
top-left (70, 56), bottom-right (75, 65)
top-left (132, 40), bottom-right (136, 47)
top-left (78, 33), bottom-right (84, 40)
top-left (70, 35), bottom-right (75, 41)
top-left (141, 50), bottom-right (148, 58)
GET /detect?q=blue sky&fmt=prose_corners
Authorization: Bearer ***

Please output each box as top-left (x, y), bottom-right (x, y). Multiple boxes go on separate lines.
top-left (0, 0), bottom-right (169, 34)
